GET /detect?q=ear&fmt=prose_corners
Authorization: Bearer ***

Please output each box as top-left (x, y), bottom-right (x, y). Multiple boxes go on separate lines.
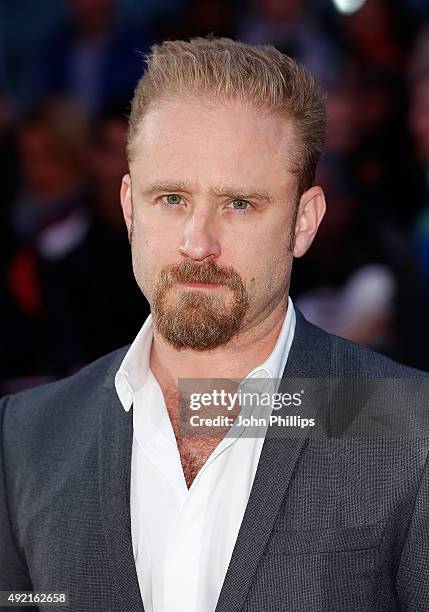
top-left (293, 186), bottom-right (326, 258)
top-left (120, 173), bottom-right (133, 236)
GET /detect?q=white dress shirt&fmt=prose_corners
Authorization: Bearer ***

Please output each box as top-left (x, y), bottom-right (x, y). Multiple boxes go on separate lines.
top-left (115, 297), bottom-right (296, 612)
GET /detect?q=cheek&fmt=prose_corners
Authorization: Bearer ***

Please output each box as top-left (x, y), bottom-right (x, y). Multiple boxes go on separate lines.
top-left (238, 226), bottom-right (290, 265)
top-left (224, 230), bottom-right (290, 292)
top-left (131, 219), bottom-right (179, 279)
top-left (253, 234), bottom-right (292, 287)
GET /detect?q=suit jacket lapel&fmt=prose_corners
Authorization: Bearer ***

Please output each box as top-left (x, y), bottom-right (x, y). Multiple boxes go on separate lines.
top-left (215, 309), bottom-right (331, 612)
top-left (98, 350), bottom-right (145, 612)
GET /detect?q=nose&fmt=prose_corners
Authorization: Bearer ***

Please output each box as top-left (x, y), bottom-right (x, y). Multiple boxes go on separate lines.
top-left (179, 212), bottom-right (221, 261)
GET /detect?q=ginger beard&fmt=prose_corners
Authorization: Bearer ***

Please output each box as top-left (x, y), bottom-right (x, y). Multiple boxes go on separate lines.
top-left (151, 258), bottom-right (250, 350)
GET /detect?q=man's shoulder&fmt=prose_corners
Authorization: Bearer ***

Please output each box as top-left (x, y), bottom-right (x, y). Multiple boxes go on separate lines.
top-left (1, 344), bottom-right (130, 423)
top-left (296, 311), bottom-right (428, 378)
top-left (0, 346), bottom-right (131, 493)
top-left (329, 334), bottom-right (429, 378)
top-left (328, 331), bottom-right (428, 378)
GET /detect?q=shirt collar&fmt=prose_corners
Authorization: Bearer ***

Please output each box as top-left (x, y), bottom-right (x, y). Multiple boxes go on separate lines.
top-left (115, 297), bottom-right (296, 412)
top-left (245, 296), bottom-right (296, 382)
top-left (115, 314), bottom-right (153, 411)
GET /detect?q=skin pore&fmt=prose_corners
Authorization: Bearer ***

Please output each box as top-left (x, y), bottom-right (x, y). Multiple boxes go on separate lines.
top-left (120, 96), bottom-right (325, 486)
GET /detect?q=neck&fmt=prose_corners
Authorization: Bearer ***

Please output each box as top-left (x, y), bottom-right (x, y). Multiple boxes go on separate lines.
top-left (149, 296), bottom-right (289, 394)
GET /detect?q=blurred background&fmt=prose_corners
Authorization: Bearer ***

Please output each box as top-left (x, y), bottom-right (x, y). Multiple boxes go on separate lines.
top-left (1, 0), bottom-right (429, 393)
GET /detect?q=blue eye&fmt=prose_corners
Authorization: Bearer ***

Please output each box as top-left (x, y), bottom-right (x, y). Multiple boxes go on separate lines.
top-left (162, 194), bottom-right (182, 206)
top-left (228, 200), bottom-right (251, 212)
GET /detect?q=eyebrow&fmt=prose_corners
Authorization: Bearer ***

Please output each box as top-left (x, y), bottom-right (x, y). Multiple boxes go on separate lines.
top-left (140, 181), bottom-right (274, 203)
top-left (140, 181), bottom-right (195, 197)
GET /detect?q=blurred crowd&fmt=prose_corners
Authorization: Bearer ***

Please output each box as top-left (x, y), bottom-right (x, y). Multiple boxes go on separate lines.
top-left (1, 0), bottom-right (429, 392)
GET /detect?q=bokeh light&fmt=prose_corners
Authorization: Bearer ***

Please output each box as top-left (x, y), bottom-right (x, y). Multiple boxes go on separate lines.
top-left (332, 0), bottom-right (367, 14)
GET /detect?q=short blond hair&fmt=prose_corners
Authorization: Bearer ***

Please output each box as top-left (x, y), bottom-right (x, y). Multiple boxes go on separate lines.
top-left (127, 37), bottom-right (326, 197)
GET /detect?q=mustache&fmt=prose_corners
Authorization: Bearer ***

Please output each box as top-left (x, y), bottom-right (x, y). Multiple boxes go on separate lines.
top-left (156, 259), bottom-right (244, 290)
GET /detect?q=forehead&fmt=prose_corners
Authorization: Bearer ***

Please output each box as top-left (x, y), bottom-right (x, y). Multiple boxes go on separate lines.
top-left (130, 96), bottom-right (298, 193)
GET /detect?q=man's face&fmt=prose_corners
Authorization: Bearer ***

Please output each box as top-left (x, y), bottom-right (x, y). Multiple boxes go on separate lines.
top-left (121, 97), bottom-right (321, 350)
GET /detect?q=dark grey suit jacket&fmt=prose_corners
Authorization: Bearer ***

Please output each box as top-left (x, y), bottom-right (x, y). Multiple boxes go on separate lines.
top-left (1, 310), bottom-right (429, 611)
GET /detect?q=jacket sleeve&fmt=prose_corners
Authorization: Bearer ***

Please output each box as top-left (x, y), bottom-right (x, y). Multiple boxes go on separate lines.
top-left (396, 448), bottom-right (429, 610)
top-left (0, 395), bottom-right (36, 608)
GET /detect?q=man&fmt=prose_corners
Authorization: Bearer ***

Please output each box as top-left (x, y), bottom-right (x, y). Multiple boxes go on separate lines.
top-left (1, 38), bottom-right (428, 612)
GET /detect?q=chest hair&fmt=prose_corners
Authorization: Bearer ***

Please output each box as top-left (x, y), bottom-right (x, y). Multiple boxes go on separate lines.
top-left (165, 390), bottom-right (230, 488)
top-left (176, 436), bottom-right (221, 488)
